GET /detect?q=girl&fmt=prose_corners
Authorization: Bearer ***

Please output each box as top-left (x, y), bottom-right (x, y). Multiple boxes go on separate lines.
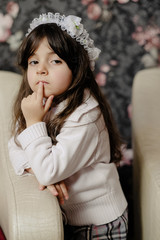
top-left (8, 12), bottom-right (128, 240)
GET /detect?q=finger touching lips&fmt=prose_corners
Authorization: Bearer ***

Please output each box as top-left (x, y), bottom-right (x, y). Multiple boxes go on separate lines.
top-left (37, 81), bottom-right (44, 101)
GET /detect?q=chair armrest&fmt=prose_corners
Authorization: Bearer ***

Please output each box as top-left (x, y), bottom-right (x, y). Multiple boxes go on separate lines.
top-left (0, 165), bottom-right (64, 240)
top-left (0, 71), bottom-right (64, 240)
top-left (132, 68), bottom-right (160, 240)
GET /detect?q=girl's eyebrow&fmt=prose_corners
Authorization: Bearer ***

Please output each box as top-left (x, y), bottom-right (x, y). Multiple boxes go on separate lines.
top-left (48, 51), bottom-right (56, 55)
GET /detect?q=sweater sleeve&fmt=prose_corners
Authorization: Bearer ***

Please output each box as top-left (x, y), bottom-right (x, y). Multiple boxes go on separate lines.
top-left (17, 121), bottom-right (99, 186)
top-left (8, 137), bottom-right (31, 175)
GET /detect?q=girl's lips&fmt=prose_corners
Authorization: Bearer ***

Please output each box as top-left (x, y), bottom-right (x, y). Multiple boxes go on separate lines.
top-left (37, 81), bottom-right (49, 84)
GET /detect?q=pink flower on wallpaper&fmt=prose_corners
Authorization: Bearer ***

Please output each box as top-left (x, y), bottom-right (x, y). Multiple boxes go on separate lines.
top-left (117, 0), bottom-right (129, 4)
top-left (0, 13), bottom-right (13, 42)
top-left (110, 59), bottom-right (118, 66)
top-left (6, 1), bottom-right (19, 18)
top-left (120, 145), bottom-right (133, 166)
top-left (81, 0), bottom-right (95, 5)
top-left (132, 25), bottom-right (160, 51)
top-left (87, 3), bottom-right (102, 20)
top-left (96, 72), bottom-right (107, 86)
top-left (101, 0), bottom-right (110, 4)
top-left (7, 30), bottom-right (23, 51)
top-left (100, 64), bottom-right (111, 73)
top-left (127, 104), bottom-right (132, 119)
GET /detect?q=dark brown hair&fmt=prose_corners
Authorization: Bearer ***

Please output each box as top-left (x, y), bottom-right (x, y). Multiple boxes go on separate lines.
top-left (12, 23), bottom-right (123, 163)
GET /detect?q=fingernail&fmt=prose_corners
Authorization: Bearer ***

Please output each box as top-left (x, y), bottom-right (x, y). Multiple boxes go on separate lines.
top-left (39, 185), bottom-right (45, 190)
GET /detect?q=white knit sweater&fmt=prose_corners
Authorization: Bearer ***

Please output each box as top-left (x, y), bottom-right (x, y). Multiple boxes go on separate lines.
top-left (8, 91), bottom-right (127, 226)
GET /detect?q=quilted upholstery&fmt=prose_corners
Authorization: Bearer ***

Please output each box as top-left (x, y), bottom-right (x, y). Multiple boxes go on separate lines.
top-left (0, 71), bottom-right (64, 240)
top-left (132, 68), bottom-right (160, 240)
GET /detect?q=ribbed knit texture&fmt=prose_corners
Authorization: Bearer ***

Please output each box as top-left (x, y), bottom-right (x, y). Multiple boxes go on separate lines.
top-left (18, 122), bottom-right (48, 149)
top-left (63, 183), bottom-right (127, 226)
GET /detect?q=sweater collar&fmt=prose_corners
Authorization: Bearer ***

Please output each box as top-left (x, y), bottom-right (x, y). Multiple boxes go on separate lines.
top-left (45, 89), bottom-right (99, 122)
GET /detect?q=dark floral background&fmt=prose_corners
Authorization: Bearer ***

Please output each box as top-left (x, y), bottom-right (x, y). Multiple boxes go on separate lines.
top-left (1, 0), bottom-right (160, 159)
top-left (0, 0), bottom-right (160, 238)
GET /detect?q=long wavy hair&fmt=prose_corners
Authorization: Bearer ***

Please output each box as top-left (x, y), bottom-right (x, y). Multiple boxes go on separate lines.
top-left (12, 23), bottom-right (123, 163)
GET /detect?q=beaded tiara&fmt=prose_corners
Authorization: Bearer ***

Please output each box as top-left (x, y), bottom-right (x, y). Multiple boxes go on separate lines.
top-left (26, 12), bottom-right (101, 71)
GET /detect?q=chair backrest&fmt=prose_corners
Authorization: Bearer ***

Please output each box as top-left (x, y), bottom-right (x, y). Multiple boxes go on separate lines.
top-left (0, 70), bottom-right (22, 234)
top-left (0, 70), bottom-right (64, 240)
top-left (132, 67), bottom-right (160, 156)
top-left (0, 70), bottom-right (22, 162)
top-left (132, 67), bottom-right (160, 240)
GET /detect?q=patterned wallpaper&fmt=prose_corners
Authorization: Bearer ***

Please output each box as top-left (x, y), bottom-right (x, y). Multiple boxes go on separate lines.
top-left (0, 0), bottom-right (160, 163)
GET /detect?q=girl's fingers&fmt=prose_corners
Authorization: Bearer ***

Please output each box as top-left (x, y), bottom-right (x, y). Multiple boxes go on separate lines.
top-left (39, 184), bottom-right (46, 190)
top-left (42, 182), bottom-right (69, 205)
top-left (58, 182), bottom-right (69, 200)
top-left (44, 95), bottom-right (54, 112)
top-left (54, 184), bottom-right (65, 205)
top-left (47, 185), bottom-right (58, 196)
top-left (37, 82), bottom-right (44, 103)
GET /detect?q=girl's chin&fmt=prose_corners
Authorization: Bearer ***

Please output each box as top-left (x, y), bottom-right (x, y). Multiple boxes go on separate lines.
top-left (43, 91), bottom-right (51, 98)
top-left (44, 94), bottom-right (53, 98)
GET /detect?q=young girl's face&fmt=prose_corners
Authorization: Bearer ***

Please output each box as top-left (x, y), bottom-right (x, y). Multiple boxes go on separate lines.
top-left (27, 37), bottom-right (72, 98)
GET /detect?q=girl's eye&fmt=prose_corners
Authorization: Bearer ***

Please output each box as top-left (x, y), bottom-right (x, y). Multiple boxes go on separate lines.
top-left (29, 60), bottom-right (38, 65)
top-left (52, 60), bottom-right (62, 64)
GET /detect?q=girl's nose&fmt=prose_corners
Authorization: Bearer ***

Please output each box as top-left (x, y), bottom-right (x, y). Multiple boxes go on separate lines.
top-left (37, 64), bottom-right (48, 75)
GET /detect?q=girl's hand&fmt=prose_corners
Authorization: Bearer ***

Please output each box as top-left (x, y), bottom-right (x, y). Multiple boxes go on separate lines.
top-left (25, 167), bottom-right (34, 174)
top-left (21, 82), bottom-right (54, 127)
top-left (39, 181), bottom-right (69, 205)
top-left (25, 168), bottom-right (69, 204)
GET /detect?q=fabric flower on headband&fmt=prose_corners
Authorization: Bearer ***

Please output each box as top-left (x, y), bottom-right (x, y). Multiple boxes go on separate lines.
top-left (62, 15), bottom-right (84, 37)
top-left (26, 12), bottom-right (101, 71)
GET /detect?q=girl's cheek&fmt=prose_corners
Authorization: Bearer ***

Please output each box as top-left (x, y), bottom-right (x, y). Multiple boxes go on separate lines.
top-left (27, 71), bottom-right (33, 89)
top-left (27, 69), bottom-right (33, 82)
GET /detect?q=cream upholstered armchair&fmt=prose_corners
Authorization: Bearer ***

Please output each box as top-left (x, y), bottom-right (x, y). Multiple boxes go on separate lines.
top-left (132, 67), bottom-right (160, 240)
top-left (0, 71), bottom-right (64, 240)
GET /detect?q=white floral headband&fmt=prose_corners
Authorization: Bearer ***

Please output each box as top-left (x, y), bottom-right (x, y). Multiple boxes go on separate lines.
top-left (26, 12), bottom-right (101, 71)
